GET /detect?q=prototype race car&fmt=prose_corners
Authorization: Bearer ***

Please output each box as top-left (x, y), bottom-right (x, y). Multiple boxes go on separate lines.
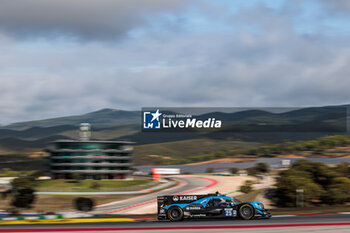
top-left (157, 192), bottom-right (271, 221)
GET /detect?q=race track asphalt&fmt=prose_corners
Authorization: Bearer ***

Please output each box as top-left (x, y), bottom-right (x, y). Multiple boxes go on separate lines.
top-left (1, 213), bottom-right (350, 233)
top-left (93, 176), bottom-right (212, 214)
top-left (1, 176), bottom-right (349, 233)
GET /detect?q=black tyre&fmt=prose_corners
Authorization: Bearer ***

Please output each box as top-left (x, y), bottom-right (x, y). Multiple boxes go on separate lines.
top-left (167, 206), bottom-right (184, 221)
top-left (238, 204), bottom-right (255, 220)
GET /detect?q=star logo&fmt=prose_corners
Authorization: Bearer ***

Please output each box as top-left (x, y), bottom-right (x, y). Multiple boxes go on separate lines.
top-left (151, 109), bottom-right (162, 122)
top-left (143, 109), bottom-right (162, 129)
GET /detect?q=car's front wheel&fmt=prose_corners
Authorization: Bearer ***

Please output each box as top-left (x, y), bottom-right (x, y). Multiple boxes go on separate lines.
top-left (167, 206), bottom-right (184, 221)
top-left (238, 204), bottom-right (255, 220)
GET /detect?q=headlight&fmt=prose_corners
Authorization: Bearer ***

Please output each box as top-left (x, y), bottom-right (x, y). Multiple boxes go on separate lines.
top-left (159, 209), bottom-right (165, 213)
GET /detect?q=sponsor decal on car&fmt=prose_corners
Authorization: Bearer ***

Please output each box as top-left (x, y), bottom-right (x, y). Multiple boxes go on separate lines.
top-left (185, 206), bottom-right (202, 210)
top-left (172, 196), bottom-right (198, 202)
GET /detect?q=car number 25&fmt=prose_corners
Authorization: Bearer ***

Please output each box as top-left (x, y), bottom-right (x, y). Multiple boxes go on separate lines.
top-left (224, 208), bottom-right (236, 216)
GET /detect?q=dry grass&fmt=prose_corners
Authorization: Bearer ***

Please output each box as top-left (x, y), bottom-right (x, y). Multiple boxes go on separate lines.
top-left (187, 158), bottom-right (256, 165)
top-left (234, 189), bottom-right (264, 203)
top-left (134, 138), bottom-right (261, 165)
top-left (36, 179), bottom-right (155, 192)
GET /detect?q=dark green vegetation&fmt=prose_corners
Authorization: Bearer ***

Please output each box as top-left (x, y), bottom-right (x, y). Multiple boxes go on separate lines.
top-left (230, 167), bottom-right (239, 174)
top-left (239, 180), bottom-right (255, 194)
top-left (0, 105), bottom-right (348, 169)
top-left (247, 134), bottom-right (350, 157)
top-left (6, 172), bottom-right (43, 211)
top-left (74, 197), bottom-right (94, 212)
top-left (274, 160), bottom-right (350, 207)
top-left (11, 188), bottom-right (35, 209)
top-left (247, 162), bottom-right (270, 175)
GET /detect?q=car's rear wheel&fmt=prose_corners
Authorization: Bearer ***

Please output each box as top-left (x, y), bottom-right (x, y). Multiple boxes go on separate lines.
top-left (167, 206), bottom-right (184, 221)
top-left (238, 204), bottom-right (255, 220)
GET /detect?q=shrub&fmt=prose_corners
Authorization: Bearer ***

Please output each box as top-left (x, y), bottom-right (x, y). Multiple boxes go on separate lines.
top-left (334, 163), bottom-right (350, 177)
top-left (239, 180), bottom-right (254, 194)
top-left (230, 167), bottom-right (239, 174)
top-left (247, 163), bottom-right (270, 175)
top-left (206, 168), bottom-right (214, 173)
top-left (74, 197), bottom-right (94, 212)
top-left (274, 160), bottom-right (350, 207)
top-left (323, 177), bottom-right (350, 204)
top-left (255, 163), bottom-right (269, 173)
top-left (274, 175), bottom-right (324, 207)
top-left (11, 177), bottom-right (36, 190)
top-left (11, 188), bottom-right (36, 209)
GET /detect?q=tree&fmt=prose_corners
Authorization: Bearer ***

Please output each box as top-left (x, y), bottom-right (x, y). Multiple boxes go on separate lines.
top-left (11, 188), bottom-right (36, 209)
top-left (274, 175), bottom-right (324, 207)
top-left (10, 175), bottom-right (38, 211)
top-left (323, 177), bottom-right (350, 204)
top-left (247, 163), bottom-right (269, 175)
top-left (11, 177), bottom-right (36, 190)
top-left (28, 170), bottom-right (46, 179)
top-left (255, 163), bottom-right (269, 173)
top-left (230, 167), bottom-right (239, 174)
top-left (291, 160), bottom-right (337, 187)
top-left (239, 180), bottom-right (254, 194)
top-left (273, 160), bottom-right (350, 207)
top-left (247, 148), bottom-right (258, 155)
top-left (74, 197), bottom-right (94, 211)
top-left (334, 163), bottom-right (350, 177)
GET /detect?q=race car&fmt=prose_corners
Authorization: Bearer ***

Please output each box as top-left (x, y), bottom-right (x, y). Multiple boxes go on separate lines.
top-left (157, 192), bottom-right (271, 221)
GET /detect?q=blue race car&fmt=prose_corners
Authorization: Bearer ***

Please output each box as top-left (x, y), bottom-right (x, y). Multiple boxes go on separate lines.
top-left (157, 192), bottom-right (271, 221)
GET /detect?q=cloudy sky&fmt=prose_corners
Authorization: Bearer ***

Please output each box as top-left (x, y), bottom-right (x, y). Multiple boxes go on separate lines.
top-left (0, 0), bottom-right (350, 124)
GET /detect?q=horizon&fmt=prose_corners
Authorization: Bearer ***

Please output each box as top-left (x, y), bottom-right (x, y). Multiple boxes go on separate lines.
top-left (2, 103), bottom-right (348, 127)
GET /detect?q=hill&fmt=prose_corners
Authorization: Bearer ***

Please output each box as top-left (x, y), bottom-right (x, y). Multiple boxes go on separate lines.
top-left (0, 104), bottom-right (347, 169)
top-left (0, 135), bottom-right (70, 151)
top-left (0, 125), bottom-right (76, 139)
top-left (133, 138), bottom-right (261, 164)
top-left (2, 108), bottom-right (140, 130)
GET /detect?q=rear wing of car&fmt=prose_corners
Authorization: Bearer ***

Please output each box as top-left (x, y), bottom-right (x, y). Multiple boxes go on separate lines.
top-left (157, 196), bottom-right (166, 216)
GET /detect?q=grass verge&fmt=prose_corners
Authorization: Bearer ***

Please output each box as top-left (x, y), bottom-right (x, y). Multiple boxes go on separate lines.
top-left (36, 179), bottom-right (155, 192)
top-left (0, 194), bottom-right (142, 213)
